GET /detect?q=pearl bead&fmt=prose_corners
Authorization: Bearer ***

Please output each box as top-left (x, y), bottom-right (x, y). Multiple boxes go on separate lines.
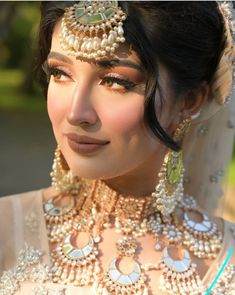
top-left (108, 34), bottom-right (115, 44)
top-left (101, 39), bottom-right (108, 48)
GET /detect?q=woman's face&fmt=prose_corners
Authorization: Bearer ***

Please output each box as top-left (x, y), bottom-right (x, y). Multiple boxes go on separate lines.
top-left (47, 21), bottom-right (177, 181)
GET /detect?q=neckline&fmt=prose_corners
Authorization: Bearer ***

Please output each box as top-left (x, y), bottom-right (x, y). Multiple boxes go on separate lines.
top-left (39, 188), bottom-right (227, 290)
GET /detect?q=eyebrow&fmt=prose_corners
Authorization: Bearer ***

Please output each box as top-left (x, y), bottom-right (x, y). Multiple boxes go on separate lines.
top-left (96, 59), bottom-right (142, 72)
top-left (47, 51), bottom-right (142, 72)
top-left (47, 52), bottom-right (73, 64)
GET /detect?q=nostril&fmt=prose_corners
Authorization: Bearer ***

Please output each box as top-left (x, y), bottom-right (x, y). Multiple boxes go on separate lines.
top-left (67, 109), bottom-right (98, 126)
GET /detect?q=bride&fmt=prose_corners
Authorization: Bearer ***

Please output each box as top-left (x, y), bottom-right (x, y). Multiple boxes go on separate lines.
top-left (0, 1), bottom-right (235, 294)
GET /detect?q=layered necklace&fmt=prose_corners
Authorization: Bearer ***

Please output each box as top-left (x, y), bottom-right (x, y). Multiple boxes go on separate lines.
top-left (43, 178), bottom-right (222, 295)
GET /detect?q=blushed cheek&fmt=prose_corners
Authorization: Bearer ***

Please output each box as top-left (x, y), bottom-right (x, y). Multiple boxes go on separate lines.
top-left (101, 99), bottom-right (145, 138)
top-left (47, 84), bottom-right (66, 129)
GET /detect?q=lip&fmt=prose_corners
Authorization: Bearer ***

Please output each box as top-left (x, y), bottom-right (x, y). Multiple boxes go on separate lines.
top-left (65, 133), bottom-right (110, 155)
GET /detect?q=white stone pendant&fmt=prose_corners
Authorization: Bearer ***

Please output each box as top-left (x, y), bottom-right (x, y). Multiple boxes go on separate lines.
top-left (159, 246), bottom-right (203, 294)
top-left (43, 196), bottom-right (77, 243)
top-left (96, 258), bottom-right (148, 294)
top-left (183, 209), bottom-right (222, 259)
top-left (51, 232), bottom-right (100, 286)
top-left (43, 196), bottom-right (76, 218)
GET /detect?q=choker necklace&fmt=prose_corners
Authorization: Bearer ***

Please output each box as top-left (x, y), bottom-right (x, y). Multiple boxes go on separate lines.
top-left (43, 178), bottom-right (222, 295)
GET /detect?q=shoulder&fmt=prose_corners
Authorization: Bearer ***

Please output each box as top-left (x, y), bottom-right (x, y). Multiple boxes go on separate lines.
top-left (0, 189), bottom-right (45, 236)
top-left (0, 189), bottom-right (43, 210)
top-left (0, 189), bottom-right (43, 200)
top-left (0, 187), bottom-right (55, 205)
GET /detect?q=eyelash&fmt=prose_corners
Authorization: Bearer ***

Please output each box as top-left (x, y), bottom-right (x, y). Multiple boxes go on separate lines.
top-left (100, 74), bottom-right (137, 91)
top-left (42, 62), bottom-right (71, 82)
top-left (42, 62), bottom-right (137, 92)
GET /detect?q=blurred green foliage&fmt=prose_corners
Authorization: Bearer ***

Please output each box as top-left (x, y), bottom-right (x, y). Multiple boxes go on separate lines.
top-left (0, 69), bottom-right (46, 111)
top-left (228, 146), bottom-right (235, 185)
top-left (0, 2), bottom-right (41, 95)
top-left (0, 2), bottom-right (40, 68)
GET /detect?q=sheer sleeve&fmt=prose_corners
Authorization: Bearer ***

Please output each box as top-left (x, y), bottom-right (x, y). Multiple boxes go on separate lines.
top-left (0, 190), bottom-right (50, 275)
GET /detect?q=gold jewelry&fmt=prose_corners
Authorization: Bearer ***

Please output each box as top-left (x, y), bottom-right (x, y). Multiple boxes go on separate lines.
top-left (152, 118), bottom-right (191, 216)
top-left (159, 246), bottom-right (203, 294)
top-left (43, 195), bottom-right (77, 243)
top-left (182, 208), bottom-right (222, 259)
top-left (97, 237), bottom-right (148, 294)
top-left (51, 231), bottom-right (101, 286)
top-left (43, 177), bottom-right (223, 294)
top-left (50, 146), bottom-right (80, 193)
top-left (47, 179), bottom-right (157, 292)
top-left (59, 1), bottom-right (127, 60)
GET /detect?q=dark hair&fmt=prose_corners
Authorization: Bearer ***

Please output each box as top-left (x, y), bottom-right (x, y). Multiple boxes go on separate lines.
top-left (36, 1), bottom-right (225, 151)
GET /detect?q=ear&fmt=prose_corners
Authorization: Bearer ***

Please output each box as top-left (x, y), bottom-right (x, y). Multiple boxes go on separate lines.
top-left (167, 82), bottom-right (209, 135)
top-left (180, 81), bottom-right (209, 119)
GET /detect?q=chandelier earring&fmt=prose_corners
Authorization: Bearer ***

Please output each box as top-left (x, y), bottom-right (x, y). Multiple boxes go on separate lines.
top-left (50, 146), bottom-right (80, 194)
top-left (152, 118), bottom-right (191, 216)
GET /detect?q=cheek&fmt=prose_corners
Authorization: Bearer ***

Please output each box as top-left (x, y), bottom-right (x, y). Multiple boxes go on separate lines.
top-left (100, 96), bottom-right (145, 136)
top-left (47, 83), bottom-right (67, 129)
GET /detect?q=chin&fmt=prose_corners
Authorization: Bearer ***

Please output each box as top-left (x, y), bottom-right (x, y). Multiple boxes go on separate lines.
top-left (62, 149), bottom-right (118, 181)
top-left (67, 161), bottom-right (113, 180)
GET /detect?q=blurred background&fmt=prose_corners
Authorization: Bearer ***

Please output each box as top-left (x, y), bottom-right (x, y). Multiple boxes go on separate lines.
top-left (0, 2), bottom-right (234, 221)
top-left (0, 2), bottom-right (55, 195)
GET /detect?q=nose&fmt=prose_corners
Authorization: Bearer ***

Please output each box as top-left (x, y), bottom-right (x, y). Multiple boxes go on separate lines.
top-left (66, 80), bottom-right (98, 127)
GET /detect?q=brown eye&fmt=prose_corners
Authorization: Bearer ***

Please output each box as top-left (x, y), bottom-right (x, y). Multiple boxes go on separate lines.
top-left (50, 68), bottom-right (71, 82)
top-left (42, 62), bottom-right (72, 82)
top-left (52, 69), bottom-right (62, 80)
top-left (106, 80), bottom-right (114, 87)
top-left (100, 75), bottom-right (137, 92)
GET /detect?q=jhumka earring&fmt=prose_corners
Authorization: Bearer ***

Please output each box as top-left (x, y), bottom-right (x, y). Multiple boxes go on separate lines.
top-left (152, 118), bottom-right (191, 216)
top-left (50, 146), bottom-right (80, 194)
top-left (46, 146), bottom-right (81, 243)
top-left (59, 1), bottom-right (127, 59)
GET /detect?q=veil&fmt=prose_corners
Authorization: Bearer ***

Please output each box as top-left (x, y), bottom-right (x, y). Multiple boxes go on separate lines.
top-left (182, 2), bottom-right (235, 219)
top-left (183, 87), bottom-right (235, 218)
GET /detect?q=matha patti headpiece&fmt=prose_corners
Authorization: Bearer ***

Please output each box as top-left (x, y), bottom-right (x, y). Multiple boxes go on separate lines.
top-left (59, 1), bottom-right (127, 59)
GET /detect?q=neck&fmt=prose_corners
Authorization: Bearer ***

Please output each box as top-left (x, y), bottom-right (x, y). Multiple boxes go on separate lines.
top-left (77, 177), bottom-right (157, 226)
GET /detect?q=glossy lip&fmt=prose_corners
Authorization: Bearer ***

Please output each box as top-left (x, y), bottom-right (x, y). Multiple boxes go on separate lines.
top-left (65, 133), bottom-right (110, 155)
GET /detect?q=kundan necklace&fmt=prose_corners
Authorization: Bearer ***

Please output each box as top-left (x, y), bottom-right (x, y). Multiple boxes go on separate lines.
top-left (43, 178), bottom-right (222, 295)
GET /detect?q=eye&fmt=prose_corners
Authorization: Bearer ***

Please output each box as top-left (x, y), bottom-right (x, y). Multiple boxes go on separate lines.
top-left (100, 74), bottom-right (137, 92)
top-left (42, 62), bottom-right (72, 83)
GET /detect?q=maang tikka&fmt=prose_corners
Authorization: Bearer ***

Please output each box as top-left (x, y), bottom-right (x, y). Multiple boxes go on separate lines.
top-left (152, 118), bottom-right (191, 216)
top-left (59, 0), bottom-right (127, 59)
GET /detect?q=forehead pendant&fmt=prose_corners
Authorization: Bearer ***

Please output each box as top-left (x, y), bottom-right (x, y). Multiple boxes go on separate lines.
top-left (59, 0), bottom-right (127, 59)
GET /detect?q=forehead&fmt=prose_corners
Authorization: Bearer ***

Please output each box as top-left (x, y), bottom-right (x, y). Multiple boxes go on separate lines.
top-left (50, 19), bottom-right (142, 66)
